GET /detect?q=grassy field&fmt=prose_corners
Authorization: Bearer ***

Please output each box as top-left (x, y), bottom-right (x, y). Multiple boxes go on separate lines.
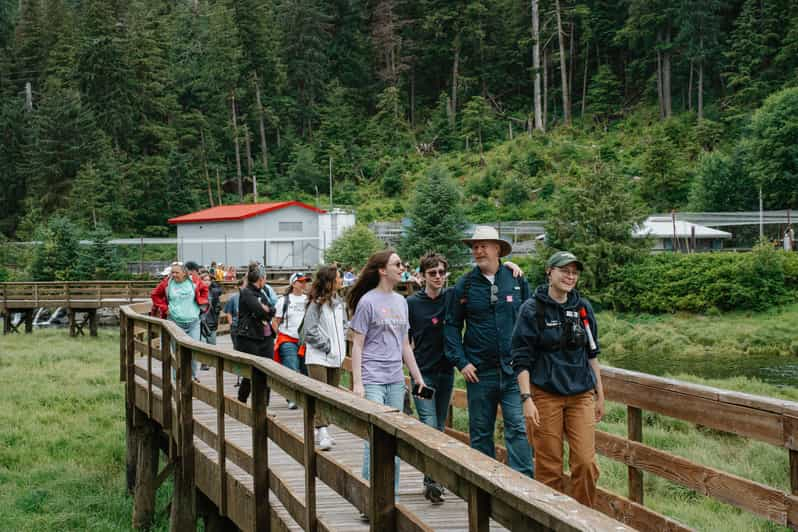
top-left (0, 330), bottom-right (173, 531)
top-left (1, 320), bottom-right (796, 531)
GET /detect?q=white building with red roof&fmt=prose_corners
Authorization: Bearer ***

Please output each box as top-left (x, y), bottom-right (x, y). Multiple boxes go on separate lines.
top-left (168, 201), bottom-right (354, 268)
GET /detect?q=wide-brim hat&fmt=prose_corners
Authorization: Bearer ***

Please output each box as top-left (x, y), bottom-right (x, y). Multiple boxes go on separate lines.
top-left (462, 225), bottom-right (512, 257)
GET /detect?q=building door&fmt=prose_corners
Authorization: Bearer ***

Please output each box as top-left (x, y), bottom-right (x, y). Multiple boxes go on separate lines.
top-left (270, 241), bottom-right (294, 267)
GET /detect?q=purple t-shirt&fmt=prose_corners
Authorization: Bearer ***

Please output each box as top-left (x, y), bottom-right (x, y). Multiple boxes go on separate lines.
top-left (350, 289), bottom-right (408, 385)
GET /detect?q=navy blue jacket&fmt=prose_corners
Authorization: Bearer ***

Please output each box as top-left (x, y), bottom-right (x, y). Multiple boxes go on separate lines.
top-left (407, 288), bottom-right (454, 375)
top-left (511, 284), bottom-right (600, 396)
top-left (444, 264), bottom-right (530, 376)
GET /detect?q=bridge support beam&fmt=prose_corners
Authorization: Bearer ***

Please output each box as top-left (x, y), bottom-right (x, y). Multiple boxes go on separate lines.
top-left (170, 345), bottom-right (196, 531)
top-left (133, 418), bottom-right (160, 529)
top-left (198, 490), bottom-right (238, 532)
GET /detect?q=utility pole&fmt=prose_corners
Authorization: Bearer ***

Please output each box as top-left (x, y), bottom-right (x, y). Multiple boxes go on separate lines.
top-left (231, 91), bottom-right (243, 201)
top-left (329, 157), bottom-right (333, 210)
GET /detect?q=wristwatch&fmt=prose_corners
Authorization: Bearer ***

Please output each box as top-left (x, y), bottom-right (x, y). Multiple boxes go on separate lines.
top-left (520, 393), bottom-right (532, 403)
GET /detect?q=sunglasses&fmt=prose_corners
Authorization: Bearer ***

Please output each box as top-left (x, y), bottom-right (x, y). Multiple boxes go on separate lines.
top-left (490, 284), bottom-right (498, 305)
top-left (171, 261), bottom-right (184, 266)
top-left (425, 269), bottom-right (446, 278)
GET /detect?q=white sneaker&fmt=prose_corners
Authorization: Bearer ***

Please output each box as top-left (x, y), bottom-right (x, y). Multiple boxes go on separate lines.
top-left (318, 427), bottom-right (333, 451)
top-left (287, 400), bottom-right (298, 410)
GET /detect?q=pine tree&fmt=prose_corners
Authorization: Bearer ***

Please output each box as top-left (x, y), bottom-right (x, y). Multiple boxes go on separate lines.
top-left (29, 216), bottom-right (81, 281)
top-left (399, 164), bottom-right (469, 267)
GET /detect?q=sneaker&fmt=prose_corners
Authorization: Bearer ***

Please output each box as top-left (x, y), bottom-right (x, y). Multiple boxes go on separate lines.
top-left (318, 428), bottom-right (333, 451)
top-left (423, 483), bottom-right (444, 504)
top-left (319, 426), bottom-right (336, 446)
top-left (200, 364), bottom-right (209, 371)
top-left (287, 400), bottom-right (298, 410)
top-left (359, 512), bottom-right (369, 523)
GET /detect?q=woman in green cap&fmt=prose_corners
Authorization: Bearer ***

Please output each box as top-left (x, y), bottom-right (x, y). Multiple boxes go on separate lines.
top-left (510, 251), bottom-right (605, 508)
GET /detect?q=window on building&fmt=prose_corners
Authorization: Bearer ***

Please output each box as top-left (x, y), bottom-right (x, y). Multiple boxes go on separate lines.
top-left (279, 221), bottom-right (303, 232)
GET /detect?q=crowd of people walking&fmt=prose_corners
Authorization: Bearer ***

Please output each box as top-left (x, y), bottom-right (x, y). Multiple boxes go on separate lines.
top-left (150, 225), bottom-right (604, 512)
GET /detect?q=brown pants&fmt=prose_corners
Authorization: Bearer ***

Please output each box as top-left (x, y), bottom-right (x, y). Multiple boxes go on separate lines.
top-left (307, 365), bottom-right (342, 428)
top-left (531, 385), bottom-right (599, 507)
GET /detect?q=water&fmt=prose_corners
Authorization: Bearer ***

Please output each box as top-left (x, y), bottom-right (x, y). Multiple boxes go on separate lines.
top-left (607, 351), bottom-right (798, 389)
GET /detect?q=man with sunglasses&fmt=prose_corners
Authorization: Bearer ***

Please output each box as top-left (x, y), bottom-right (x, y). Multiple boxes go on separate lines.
top-left (444, 226), bottom-right (534, 478)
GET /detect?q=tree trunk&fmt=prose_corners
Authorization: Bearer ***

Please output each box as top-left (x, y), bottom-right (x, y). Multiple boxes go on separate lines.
top-left (244, 127), bottom-right (255, 202)
top-left (254, 78), bottom-right (269, 177)
top-left (531, 0), bottom-right (544, 131)
top-left (543, 47), bottom-right (549, 128)
top-left (656, 36), bottom-right (664, 119)
top-left (697, 60), bottom-right (704, 121)
top-left (687, 60), bottom-right (693, 112)
top-left (662, 27), bottom-right (672, 118)
top-left (450, 37), bottom-right (460, 128)
top-left (200, 130), bottom-right (213, 207)
top-left (554, 0), bottom-right (570, 125)
top-left (569, 20), bottom-right (575, 116)
top-left (409, 65), bottom-right (415, 127)
top-left (231, 91), bottom-right (243, 200)
top-left (581, 38), bottom-right (589, 116)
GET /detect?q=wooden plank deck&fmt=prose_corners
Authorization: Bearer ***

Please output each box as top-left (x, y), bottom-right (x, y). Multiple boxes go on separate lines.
top-left (133, 335), bottom-right (509, 531)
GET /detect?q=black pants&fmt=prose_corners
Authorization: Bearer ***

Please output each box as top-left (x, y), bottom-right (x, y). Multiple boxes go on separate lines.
top-left (236, 335), bottom-right (274, 404)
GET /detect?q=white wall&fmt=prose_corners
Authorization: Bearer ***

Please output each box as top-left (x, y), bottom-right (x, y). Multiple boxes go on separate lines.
top-left (175, 206), bottom-right (322, 267)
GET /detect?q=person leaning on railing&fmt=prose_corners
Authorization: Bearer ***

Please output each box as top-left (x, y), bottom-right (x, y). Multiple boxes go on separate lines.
top-left (510, 251), bottom-right (605, 508)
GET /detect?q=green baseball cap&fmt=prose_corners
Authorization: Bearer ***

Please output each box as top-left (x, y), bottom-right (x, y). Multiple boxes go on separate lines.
top-left (546, 251), bottom-right (583, 270)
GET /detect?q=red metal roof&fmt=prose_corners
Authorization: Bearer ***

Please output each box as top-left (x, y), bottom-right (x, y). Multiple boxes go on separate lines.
top-left (168, 201), bottom-right (327, 224)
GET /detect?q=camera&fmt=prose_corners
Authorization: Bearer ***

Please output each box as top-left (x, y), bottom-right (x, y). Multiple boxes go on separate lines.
top-left (564, 319), bottom-right (587, 350)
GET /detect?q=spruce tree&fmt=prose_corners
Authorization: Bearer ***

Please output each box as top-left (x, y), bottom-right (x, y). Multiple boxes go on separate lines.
top-left (399, 164), bottom-right (468, 267)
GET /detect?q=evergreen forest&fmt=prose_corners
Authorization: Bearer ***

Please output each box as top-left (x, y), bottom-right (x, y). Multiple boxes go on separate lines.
top-left (2, 0), bottom-right (798, 240)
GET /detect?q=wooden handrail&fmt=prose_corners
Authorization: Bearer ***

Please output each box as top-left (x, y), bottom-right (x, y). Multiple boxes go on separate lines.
top-left (121, 302), bottom-right (625, 532)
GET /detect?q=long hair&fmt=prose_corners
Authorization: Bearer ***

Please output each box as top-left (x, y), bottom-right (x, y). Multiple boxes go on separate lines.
top-left (309, 265), bottom-right (339, 307)
top-left (346, 249), bottom-right (396, 313)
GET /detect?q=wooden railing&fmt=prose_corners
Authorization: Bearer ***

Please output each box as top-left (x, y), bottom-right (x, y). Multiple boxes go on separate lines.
top-left (351, 360), bottom-right (798, 531)
top-left (121, 301), bottom-right (626, 531)
top-left (1, 280), bottom-right (285, 309)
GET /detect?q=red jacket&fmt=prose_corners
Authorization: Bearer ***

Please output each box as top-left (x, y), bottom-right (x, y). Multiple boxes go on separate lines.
top-left (150, 272), bottom-right (209, 319)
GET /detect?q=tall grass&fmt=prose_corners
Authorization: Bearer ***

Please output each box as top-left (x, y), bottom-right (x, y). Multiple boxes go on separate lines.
top-left (0, 330), bottom-right (173, 531)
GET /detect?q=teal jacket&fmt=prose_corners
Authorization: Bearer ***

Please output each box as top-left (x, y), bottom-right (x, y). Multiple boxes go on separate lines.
top-left (444, 264), bottom-right (530, 376)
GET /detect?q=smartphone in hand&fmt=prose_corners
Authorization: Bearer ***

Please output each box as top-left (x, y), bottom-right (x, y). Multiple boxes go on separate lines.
top-left (412, 383), bottom-right (436, 400)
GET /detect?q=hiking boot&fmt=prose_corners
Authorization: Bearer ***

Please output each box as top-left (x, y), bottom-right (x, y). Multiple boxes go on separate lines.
top-left (423, 482), bottom-right (444, 504)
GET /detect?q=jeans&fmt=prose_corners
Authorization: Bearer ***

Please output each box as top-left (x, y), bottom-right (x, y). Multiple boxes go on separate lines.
top-left (466, 368), bottom-right (534, 477)
top-left (412, 370), bottom-right (454, 487)
top-left (411, 370), bottom-right (454, 432)
top-left (170, 318), bottom-right (200, 379)
top-left (279, 341), bottom-right (299, 372)
top-left (362, 382), bottom-right (404, 492)
top-left (202, 328), bottom-right (217, 345)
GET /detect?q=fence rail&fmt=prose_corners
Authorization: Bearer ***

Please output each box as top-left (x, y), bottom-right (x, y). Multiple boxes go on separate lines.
top-left (121, 301), bottom-right (627, 531)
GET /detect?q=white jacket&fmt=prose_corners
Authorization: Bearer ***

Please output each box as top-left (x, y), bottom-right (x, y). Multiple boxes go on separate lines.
top-left (303, 297), bottom-right (346, 367)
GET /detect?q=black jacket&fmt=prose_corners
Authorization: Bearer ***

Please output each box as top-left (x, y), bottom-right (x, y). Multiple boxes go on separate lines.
top-left (511, 284), bottom-right (600, 396)
top-left (444, 264), bottom-right (530, 376)
top-left (237, 285), bottom-right (271, 341)
top-left (407, 288), bottom-right (454, 375)
top-left (202, 281), bottom-right (223, 331)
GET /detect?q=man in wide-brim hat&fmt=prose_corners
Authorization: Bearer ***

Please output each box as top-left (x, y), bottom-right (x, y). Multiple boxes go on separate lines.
top-left (461, 225), bottom-right (513, 258)
top-left (443, 225), bottom-right (535, 478)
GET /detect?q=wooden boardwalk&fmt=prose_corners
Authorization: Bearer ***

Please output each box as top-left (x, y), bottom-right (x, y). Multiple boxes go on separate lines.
top-left (137, 349), bottom-right (509, 531)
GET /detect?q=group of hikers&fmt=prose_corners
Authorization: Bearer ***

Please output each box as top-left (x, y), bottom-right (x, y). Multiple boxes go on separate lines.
top-left (150, 225), bottom-right (604, 514)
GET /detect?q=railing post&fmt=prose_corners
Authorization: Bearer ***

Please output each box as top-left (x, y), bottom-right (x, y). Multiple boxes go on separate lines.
top-left (252, 367), bottom-right (270, 531)
top-left (790, 450), bottom-right (798, 496)
top-left (215, 355), bottom-right (228, 516)
top-left (304, 396), bottom-right (318, 532)
top-left (369, 424), bottom-right (396, 532)
top-left (627, 406), bottom-right (644, 504)
top-left (147, 323), bottom-right (153, 418)
top-left (170, 344), bottom-right (196, 531)
top-left (125, 315), bottom-right (137, 495)
top-left (468, 484), bottom-right (490, 532)
top-left (161, 327), bottom-right (173, 457)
